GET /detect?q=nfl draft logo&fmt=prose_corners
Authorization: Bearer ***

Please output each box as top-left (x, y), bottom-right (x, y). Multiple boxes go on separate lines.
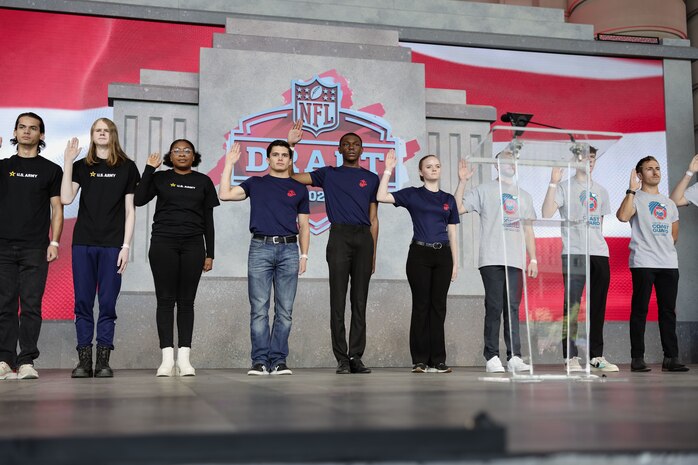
top-left (649, 201), bottom-right (667, 220)
top-left (293, 77), bottom-right (340, 136)
top-left (219, 72), bottom-right (419, 235)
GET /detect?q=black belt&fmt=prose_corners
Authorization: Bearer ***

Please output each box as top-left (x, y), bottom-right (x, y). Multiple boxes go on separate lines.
top-left (252, 234), bottom-right (297, 244)
top-left (412, 240), bottom-right (449, 249)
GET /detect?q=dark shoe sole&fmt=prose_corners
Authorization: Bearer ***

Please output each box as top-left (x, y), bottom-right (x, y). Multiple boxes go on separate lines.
top-left (631, 367), bottom-right (651, 372)
top-left (662, 367), bottom-right (689, 372)
top-left (71, 369), bottom-right (93, 378)
top-left (94, 369), bottom-right (114, 378)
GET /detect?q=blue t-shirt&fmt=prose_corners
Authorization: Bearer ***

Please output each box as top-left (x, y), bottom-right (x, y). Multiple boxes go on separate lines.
top-left (240, 175), bottom-right (310, 236)
top-left (392, 186), bottom-right (459, 243)
top-left (309, 165), bottom-right (379, 226)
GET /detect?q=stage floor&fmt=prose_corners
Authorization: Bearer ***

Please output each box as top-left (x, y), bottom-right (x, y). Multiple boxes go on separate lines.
top-left (0, 365), bottom-right (696, 463)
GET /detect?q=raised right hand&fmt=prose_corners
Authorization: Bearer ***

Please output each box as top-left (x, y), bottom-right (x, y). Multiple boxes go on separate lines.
top-left (147, 153), bottom-right (162, 169)
top-left (64, 137), bottom-right (81, 162)
top-left (629, 168), bottom-right (641, 191)
top-left (225, 142), bottom-right (241, 166)
top-left (458, 159), bottom-right (475, 182)
top-left (385, 149), bottom-right (397, 171)
top-left (550, 167), bottom-right (563, 184)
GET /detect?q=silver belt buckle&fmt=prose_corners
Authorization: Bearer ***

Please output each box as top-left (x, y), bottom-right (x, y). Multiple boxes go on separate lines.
top-left (432, 242), bottom-right (443, 249)
top-left (272, 236), bottom-right (281, 244)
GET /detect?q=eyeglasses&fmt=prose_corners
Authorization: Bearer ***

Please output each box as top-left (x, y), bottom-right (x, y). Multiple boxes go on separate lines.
top-left (172, 148), bottom-right (192, 154)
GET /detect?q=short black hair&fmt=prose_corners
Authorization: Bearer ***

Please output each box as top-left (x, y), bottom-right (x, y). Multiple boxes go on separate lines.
top-left (339, 132), bottom-right (362, 146)
top-left (266, 139), bottom-right (292, 158)
top-left (163, 139), bottom-right (202, 167)
top-left (10, 112), bottom-right (46, 154)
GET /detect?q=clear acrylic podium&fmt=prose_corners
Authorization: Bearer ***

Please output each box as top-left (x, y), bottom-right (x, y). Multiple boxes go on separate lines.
top-left (467, 126), bottom-right (623, 381)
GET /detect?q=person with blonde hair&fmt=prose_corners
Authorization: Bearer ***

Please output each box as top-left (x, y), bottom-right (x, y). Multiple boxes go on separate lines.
top-left (61, 117), bottom-right (140, 378)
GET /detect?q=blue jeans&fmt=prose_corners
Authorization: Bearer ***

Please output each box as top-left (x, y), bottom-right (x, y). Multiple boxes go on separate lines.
top-left (248, 239), bottom-right (299, 368)
top-left (72, 245), bottom-right (122, 350)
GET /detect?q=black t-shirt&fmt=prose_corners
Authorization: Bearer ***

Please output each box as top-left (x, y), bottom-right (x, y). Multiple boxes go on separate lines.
top-left (72, 158), bottom-right (140, 247)
top-left (0, 155), bottom-right (62, 248)
top-left (134, 165), bottom-right (220, 258)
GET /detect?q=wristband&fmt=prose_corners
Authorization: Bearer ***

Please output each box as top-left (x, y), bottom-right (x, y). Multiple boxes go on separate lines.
top-left (548, 183), bottom-right (557, 189)
top-left (300, 254), bottom-right (309, 260)
top-left (50, 241), bottom-right (59, 247)
top-left (121, 244), bottom-right (130, 249)
top-left (686, 170), bottom-right (695, 177)
top-left (626, 189), bottom-right (636, 195)
top-left (529, 259), bottom-right (537, 264)
top-left (383, 170), bottom-right (392, 176)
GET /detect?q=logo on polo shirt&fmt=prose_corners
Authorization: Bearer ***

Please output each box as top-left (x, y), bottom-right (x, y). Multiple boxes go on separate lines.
top-left (443, 203), bottom-right (449, 211)
top-left (221, 71), bottom-right (419, 235)
top-left (287, 189), bottom-right (296, 197)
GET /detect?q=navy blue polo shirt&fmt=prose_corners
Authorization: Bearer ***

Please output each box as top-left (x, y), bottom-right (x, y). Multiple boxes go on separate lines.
top-left (392, 186), bottom-right (459, 243)
top-left (240, 175), bottom-right (310, 236)
top-left (309, 165), bottom-right (378, 226)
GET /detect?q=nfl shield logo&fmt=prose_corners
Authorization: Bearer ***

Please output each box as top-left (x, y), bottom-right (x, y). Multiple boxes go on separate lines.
top-left (292, 76), bottom-right (341, 136)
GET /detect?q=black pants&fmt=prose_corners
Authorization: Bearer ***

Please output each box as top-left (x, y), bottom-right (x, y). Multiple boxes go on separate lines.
top-left (148, 236), bottom-right (205, 349)
top-left (406, 243), bottom-right (452, 366)
top-left (326, 224), bottom-right (373, 363)
top-left (479, 265), bottom-right (523, 361)
top-left (629, 268), bottom-right (679, 359)
top-left (0, 246), bottom-right (48, 368)
top-left (561, 255), bottom-right (610, 359)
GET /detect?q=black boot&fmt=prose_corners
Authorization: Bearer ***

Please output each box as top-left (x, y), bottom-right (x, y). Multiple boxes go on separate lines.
top-left (71, 346), bottom-right (93, 378)
top-left (662, 357), bottom-right (689, 372)
top-left (94, 346), bottom-right (114, 378)
top-left (631, 357), bottom-right (651, 372)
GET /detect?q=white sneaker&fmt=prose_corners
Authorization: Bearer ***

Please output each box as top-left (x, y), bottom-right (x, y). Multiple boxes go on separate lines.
top-left (17, 364), bottom-right (38, 380)
top-left (156, 347), bottom-right (175, 377)
top-left (0, 361), bottom-right (16, 380)
top-left (485, 356), bottom-right (505, 373)
top-left (507, 356), bottom-right (530, 373)
top-left (590, 356), bottom-right (619, 372)
top-left (565, 356), bottom-right (584, 372)
top-left (176, 347), bottom-right (196, 376)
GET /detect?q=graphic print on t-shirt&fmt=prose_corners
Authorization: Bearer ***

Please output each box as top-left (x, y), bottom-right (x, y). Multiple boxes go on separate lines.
top-left (579, 190), bottom-right (602, 227)
top-left (649, 201), bottom-right (669, 235)
top-left (501, 193), bottom-right (521, 230)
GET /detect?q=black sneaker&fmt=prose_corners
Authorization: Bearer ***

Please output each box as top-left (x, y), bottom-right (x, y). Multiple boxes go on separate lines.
top-left (412, 363), bottom-right (427, 373)
top-left (434, 363), bottom-right (452, 373)
top-left (631, 358), bottom-right (651, 372)
top-left (271, 363), bottom-right (293, 375)
top-left (349, 357), bottom-right (371, 374)
top-left (336, 361), bottom-right (351, 374)
top-left (662, 357), bottom-right (689, 372)
top-left (247, 363), bottom-right (269, 376)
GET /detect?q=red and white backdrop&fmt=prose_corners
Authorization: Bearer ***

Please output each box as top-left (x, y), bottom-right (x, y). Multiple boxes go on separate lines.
top-left (0, 9), bottom-right (667, 322)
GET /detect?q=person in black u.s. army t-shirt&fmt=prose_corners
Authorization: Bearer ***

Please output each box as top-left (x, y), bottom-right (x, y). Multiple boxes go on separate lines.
top-left (60, 117), bottom-right (140, 379)
top-left (0, 112), bottom-right (63, 380)
top-left (134, 139), bottom-right (219, 377)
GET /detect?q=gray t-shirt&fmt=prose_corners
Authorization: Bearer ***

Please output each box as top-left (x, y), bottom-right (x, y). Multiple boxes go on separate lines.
top-left (629, 190), bottom-right (679, 269)
top-left (462, 180), bottom-right (536, 270)
top-left (554, 177), bottom-right (610, 257)
top-left (684, 182), bottom-right (698, 206)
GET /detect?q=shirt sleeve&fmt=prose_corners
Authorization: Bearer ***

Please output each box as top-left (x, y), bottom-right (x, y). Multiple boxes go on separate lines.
top-left (599, 186), bottom-right (611, 216)
top-left (685, 183), bottom-right (698, 205)
top-left (203, 175), bottom-right (220, 209)
top-left (554, 184), bottom-right (565, 209)
top-left (461, 186), bottom-right (480, 214)
top-left (126, 161), bottom-right (140, 194)
top-left (309, 166), bottom-right (327, 187)
top-left (204, 207), bottom-right (215, 259)
top-left (391, 187), bottom-right (409, 209)
top-left (49, 164), bottom-right (63, 197)
top-left (447, 195), bottom-right (460, 224)
top-left (134, 165), bottom-right (157, 206)
top-left (71, 160), bottom-right (82, 185)
top-left (298, 186), bottom-right (310, 214)
top-left (239, 177), bottom-right (252, 198)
